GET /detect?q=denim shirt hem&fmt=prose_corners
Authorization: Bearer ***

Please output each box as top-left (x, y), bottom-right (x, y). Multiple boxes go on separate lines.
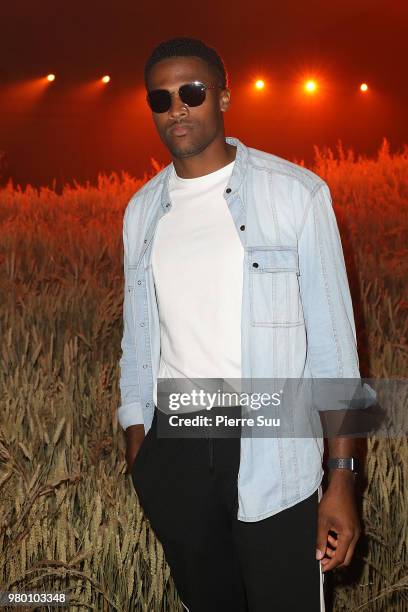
top-left (236, 468), bottom-right (324, 522)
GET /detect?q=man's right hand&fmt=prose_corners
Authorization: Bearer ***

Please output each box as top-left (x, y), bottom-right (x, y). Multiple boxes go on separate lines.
top-left (125, 424), bottom-right (146, 474)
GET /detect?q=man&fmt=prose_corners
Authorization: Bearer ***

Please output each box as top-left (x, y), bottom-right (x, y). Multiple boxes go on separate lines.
top-left (118, 36), bottom-right (362, 611)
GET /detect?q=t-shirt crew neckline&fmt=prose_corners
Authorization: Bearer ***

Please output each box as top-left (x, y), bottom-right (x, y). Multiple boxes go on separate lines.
top-left (171, 159), bottom-right (235, 186)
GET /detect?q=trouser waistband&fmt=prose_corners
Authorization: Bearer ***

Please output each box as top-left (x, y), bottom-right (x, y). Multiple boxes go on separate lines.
top-left (153, 405), bottom-right (242, 474)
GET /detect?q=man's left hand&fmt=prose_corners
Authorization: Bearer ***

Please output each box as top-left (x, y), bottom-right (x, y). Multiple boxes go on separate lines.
top-left (316, 471), bottom-right (361, 572)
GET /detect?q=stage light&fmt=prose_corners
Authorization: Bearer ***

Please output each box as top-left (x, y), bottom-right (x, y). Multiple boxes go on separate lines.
top-left (47, 74), bottom-right (55, 82)
top-left (101, 75), bottom-right (110, 84)
top-left (255, 79), bottom-right (265, 90)
top-left (304, 79), bottom-right (317, 93)
top-left (360, 82), bottom-right (368, 92)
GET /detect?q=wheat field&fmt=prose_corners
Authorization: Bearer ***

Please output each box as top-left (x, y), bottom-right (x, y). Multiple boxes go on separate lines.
top-left (0, 139), bottom-right (407, 611)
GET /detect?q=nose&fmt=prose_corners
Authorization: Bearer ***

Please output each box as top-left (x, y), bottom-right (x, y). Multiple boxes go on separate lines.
top-left (168, 91), bottom-right (188, 120)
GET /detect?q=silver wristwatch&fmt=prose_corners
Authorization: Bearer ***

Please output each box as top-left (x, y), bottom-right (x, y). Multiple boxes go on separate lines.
top-left (326, 457), bottom-right (360, 474)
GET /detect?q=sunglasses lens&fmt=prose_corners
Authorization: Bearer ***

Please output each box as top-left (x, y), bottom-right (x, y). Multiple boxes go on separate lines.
top-left (179, 83), bottom-right (206, 107)
top-left (147, 89), bottom-right (171, 113)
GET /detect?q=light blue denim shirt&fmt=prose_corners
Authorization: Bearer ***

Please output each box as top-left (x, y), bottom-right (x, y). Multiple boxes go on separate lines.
top-left (118, 135), bottom-right (362, 521)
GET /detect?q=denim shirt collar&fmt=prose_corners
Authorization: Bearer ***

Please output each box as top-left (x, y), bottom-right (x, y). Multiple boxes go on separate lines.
top-left (159, 135), bottom-right (249, 212)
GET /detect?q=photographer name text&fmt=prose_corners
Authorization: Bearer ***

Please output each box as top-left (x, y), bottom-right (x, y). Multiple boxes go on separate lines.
top-left (167, 415), bottom-right (281, 428)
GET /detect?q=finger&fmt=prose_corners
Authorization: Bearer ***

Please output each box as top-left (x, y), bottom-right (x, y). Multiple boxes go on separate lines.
top-left (327, 534), bottom-right (338, 548)
top-left (337, 534), bottom-right (360, 568)
top-left (321, 549), bottom-right (336, 565)
top-left (323, 546), bottom-right (336, 558)
top-left (321, 531), bottom-right (353, 572)
top-left (316, 520), bottom-right (329, 561)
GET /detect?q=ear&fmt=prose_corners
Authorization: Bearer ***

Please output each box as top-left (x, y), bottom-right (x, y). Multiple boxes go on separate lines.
top-left (220, 88), bottom-right (231, 112)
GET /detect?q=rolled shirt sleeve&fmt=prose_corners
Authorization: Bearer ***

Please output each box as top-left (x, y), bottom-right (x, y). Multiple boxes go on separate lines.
top-left (298, 181), bottom-right (360, 379)
top-left (117, 206), bottom-right (144, 430)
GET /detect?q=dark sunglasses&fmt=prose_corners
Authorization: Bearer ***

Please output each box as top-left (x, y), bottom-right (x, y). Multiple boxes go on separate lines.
top-left (146, 80), bottom-right (223, 113)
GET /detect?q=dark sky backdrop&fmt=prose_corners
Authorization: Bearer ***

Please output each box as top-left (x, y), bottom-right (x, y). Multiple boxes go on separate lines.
top-left (0, 0), bottom-right (407, 189)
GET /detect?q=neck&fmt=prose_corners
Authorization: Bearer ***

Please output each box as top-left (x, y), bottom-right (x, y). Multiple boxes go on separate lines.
top-left (172, 137), bottom-right (236, 179)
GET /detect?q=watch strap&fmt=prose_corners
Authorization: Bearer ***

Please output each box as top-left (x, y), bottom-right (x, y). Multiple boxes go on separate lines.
top-left (327, 457), bottom-right (359, 473)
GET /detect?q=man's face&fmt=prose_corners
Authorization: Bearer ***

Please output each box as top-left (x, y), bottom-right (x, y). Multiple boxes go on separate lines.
top-left (146, 56), bottom-right (230, 159)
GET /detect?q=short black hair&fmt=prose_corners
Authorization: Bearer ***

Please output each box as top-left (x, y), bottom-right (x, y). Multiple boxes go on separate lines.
top-left (144, 37), bottom-right (228, 91)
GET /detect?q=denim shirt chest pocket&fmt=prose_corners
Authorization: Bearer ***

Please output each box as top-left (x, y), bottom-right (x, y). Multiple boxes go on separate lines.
top-left (249, 246), bottom-right (303, 326)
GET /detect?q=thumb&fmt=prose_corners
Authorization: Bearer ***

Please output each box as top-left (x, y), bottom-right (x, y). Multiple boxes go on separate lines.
top-left (316, 522), bottom-right (328, 560)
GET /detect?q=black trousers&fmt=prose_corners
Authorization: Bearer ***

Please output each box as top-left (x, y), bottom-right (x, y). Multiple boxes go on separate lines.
top-left (131, 406), bottom-right (322, 612)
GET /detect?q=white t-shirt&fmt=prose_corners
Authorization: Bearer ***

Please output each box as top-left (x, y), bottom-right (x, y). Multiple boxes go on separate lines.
top-left (151, 159), bottom-right (243, 408)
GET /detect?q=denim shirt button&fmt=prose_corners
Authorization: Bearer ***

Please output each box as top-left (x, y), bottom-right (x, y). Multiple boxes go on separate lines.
top-left (137, 280), bottom-right (142, 285)
top-left (252, 262), bottom-right (259, 268)
top-left (225, 187), bottom-right (232, 193)
top-left (240, 225), bottom-right (245, 231)
top-left (140, 322), bottom-right (145, 327)
top-left (146, 402), bottom-right (150, 407)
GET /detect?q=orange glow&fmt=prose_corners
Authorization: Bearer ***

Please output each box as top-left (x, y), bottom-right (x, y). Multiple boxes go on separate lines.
top-left (1, 78), bottom-right (57, 117)
top-left (304, 79), bottom-right (317, 93)
top-left (47, 74), bottom-right (55, 82)
top-left (101, 75), bottom-right (110, 84)
top-left (255, 79), bottom-right (265, 90)
top-left (360, 82), bottom-right (368, 92)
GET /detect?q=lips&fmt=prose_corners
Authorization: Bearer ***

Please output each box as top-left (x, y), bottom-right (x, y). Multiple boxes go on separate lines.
top-left (169, 124), bottom-right (190, 136)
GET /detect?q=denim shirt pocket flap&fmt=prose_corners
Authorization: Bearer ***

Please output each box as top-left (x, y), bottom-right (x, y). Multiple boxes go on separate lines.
top-left (249, 247), bottom-right (299, 273)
